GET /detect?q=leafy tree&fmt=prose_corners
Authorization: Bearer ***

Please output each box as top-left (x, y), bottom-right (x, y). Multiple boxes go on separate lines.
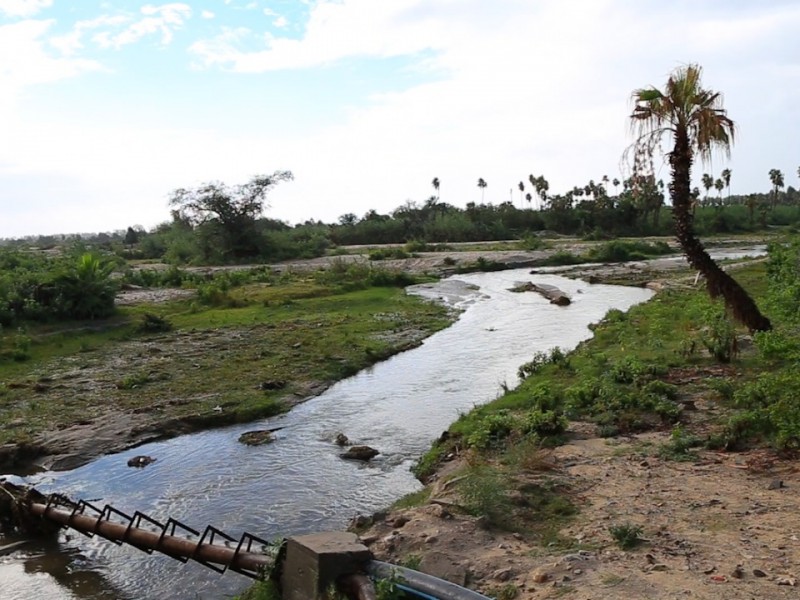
top-left (630, 64), bottom-right (771, 332)
top-left (124, 227), bottom-right (139, 246)
top-left (169, 171), bottom-right (293, 261)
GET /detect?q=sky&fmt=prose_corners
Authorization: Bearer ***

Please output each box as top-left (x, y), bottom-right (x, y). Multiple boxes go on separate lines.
top-left (0, 0), bottom-right (799, 238)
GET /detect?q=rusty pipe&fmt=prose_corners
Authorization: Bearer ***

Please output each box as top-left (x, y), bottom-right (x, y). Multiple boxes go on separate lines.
top-left (27, 501), bottom-right (272, 575)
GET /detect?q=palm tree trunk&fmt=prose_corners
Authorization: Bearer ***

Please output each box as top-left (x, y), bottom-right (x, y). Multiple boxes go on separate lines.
top-left (670, 130), bottom-right (771, 332)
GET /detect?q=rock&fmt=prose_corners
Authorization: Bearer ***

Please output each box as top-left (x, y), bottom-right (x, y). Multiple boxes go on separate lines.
top-left (777, 576), bottom-right (797, 586)
top-left (418, 552), bottom-right (468, 586)
top-left (359, 535), bottom-right (378, 545)
top-left (649, 564), bottom-right (669, 572)
top-left (334, 433), bottom-right (350, 446)
top-left (731, 565), bottom-right (744, 579)
top-left (259, 379), bottom-right (286, 390)
top-left (349, 514), bottom-right (371, 529)
top-left (531, 569), bottom-right (549, 583)
top-left (238, 430), bottom-right (274, 446)
top-left (127, 455), bottom-right (156, 468)
top-left (510, 282), bottom-right (571, 306)
top-left (768, 479), bottom-right (784, 490)
top-left (391, 516), bottom-right (410, 528)
top-left (426, 504), bottom-right (451, 519)
top-left (341, 445), bottom-right (379, 461)
top-left (492, 567), bottom-right (514, 581)
top-left (753, 569), bottom-right (767, 578)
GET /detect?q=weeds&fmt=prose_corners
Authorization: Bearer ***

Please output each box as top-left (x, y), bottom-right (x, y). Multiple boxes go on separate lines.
top-left (609, 523), bottom-right (644, 550)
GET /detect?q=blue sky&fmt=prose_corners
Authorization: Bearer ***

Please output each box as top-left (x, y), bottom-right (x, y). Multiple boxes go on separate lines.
top-left (1, 1), bottom-right (799, 238)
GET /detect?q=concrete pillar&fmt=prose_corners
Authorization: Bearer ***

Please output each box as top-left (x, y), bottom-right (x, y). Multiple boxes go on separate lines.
top-left (280, 531), bottom-right (372, 600)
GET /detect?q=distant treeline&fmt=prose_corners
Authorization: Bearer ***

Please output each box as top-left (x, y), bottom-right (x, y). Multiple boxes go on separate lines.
top-left (4, 185), bottom-right (800, 267)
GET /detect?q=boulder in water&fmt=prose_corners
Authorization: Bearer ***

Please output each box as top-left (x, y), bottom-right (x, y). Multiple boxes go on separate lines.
top-left (341, 445), bottom-right (379, 461)
top-left (334, 433), bottom-right (350, 446)
top-left (127, 455), bottom-right (156, 468)
top-left (239, 430), bottom-right (275, 446)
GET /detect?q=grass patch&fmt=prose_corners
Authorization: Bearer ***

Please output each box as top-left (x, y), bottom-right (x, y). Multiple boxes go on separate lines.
top-left (0, 273), bottom-right (454, 449)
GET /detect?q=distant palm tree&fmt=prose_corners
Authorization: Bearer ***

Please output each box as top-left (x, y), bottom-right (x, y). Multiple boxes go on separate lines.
top-left (714, 178), bottom-right (724, 204)
top-left (701, 173), bottom-right (714, 206)
top-left (630, 63), bottom-right (771, 332)
top-left (477, 178), bottom-right (487, 202)
top-left (721, 168), bottom-right (731, 203)
top-left (518, 181), bottom-right (525, 207)
top-left (612, 178), bottom-right (620, 195)
top-left (769, 168), bottom-right (784, 208)
top-left (431, 177), bottom-right (440, 200)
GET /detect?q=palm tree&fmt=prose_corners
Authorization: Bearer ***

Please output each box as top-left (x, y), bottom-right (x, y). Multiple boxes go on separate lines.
top-left (721, 168), bottom-right (731, 203)
top-left (612, 178), bottom-right (620, 195)
top-left (769, 168), bottom-right (784, 208)
top-left (714, 178), bottom-right (724, 204)
top-left (518, 181), bottom-right (525, 208)
top-left (431, 177), bottom-right (440, 200)
top-left (630, 64), bottom-right (771, 332)
top-left (477, 178), bottom-right (487, 202)
top-left (701, 173), bottom-right (713, 206)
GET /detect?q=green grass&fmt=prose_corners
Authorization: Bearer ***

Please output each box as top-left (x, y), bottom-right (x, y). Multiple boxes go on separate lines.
top-left (0, 274), bottom-right (454, 448)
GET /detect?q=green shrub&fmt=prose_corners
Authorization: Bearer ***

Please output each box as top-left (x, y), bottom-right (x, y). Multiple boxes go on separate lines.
top-left (519, 409), bottom-right (568, 437)
top-left (609, 523), bottom-right (644, 550)
top-left (699, 306), bottom-right (738, 363)
top-left (465, 412), bottom-right (516, 449)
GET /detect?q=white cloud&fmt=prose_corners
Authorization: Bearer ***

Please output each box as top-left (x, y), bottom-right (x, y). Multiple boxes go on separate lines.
top-left (93, 3), bottom-right (191, 49)
top-left (201, 10), bottom-right (215, 19)
top-left (191, 0), bottom-right (444, 71)
top-left (273, 15), bottom-right (287, 28)
top-left (49, 14), bottom-right (129, 56)
top-left (0, 19), bottom-right (102, 115)
top-left (0, 0), bottom-right (51, 18)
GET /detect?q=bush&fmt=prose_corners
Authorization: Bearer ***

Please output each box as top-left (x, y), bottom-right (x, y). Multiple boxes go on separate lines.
top-left (465, 412), bottom-right (516, 449)
top-left (699, 306), bottom-right (738, 363)
top-left (520, 409), bottom-right (567, 437)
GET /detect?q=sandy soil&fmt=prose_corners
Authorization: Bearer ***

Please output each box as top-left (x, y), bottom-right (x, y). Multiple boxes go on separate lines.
top-left (357, 426), bottom-right (799, 599)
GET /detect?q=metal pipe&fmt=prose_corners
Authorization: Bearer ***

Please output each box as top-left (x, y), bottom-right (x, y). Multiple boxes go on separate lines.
top-left (368, 561), bottom-right (491, 600)
top-left (27, 502), bottom-right (272, 575)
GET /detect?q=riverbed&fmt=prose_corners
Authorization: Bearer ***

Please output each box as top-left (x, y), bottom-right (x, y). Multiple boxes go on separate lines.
top-left (2, 269), bottom-right (652, 599)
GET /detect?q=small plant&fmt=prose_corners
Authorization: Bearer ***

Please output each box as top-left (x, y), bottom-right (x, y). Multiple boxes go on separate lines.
top-left (658, 425), bottom-right (703, 461)
top-left (116, 371), bottom-right (151, 390)
top-left (609, 522), bottom-right (644, 550)
top-left (400, 554), bottom-right (422, 570)
top-left (699, 306), bottom-right (738, 363)
top-left (487, 583), bottom-right (519, 600)
top-left (138, 312), bottom-right (173, 333)
top-left (458, 465), bottom-right (511, 528)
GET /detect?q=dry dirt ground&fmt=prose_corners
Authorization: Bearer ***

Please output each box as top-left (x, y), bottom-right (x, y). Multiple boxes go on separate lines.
top-left (357, 428), bottom-right (800, 600)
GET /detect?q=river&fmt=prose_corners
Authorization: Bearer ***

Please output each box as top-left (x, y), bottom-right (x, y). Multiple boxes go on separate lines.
top-left (2, 269), bottom-right (655, 599)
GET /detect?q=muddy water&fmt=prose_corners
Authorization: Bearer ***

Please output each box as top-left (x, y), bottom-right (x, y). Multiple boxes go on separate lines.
top-left (2, 270), bottom-right (652, 599)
